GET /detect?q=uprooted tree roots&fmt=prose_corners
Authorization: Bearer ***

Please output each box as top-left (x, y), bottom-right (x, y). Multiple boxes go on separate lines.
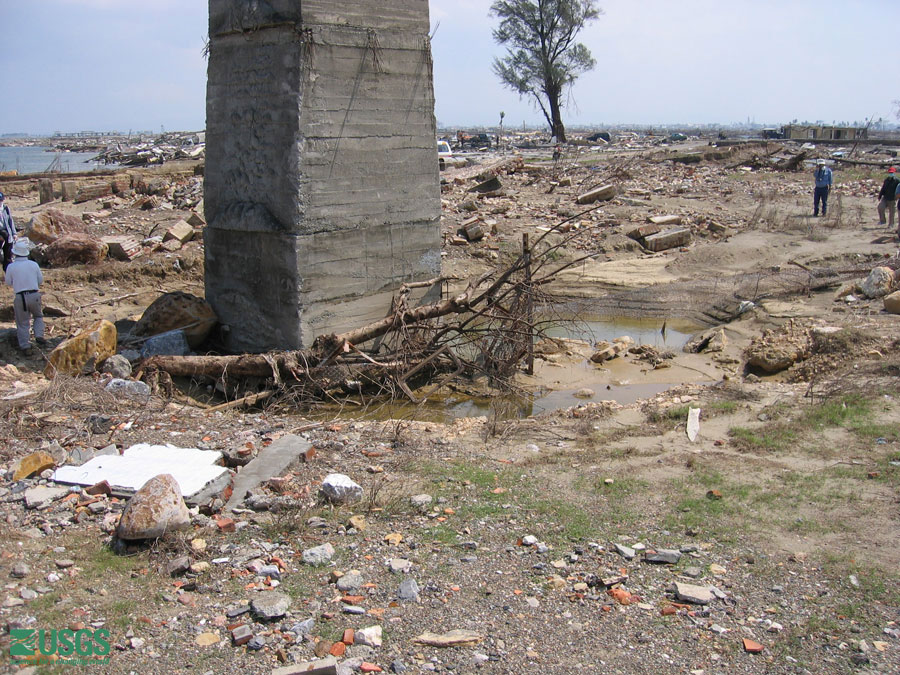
top-left (136, 211), bottom-right (601, 410)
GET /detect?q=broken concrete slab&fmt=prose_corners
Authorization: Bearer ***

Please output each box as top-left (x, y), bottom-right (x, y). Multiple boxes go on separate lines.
top-left (642, 227), bottom-right (692, 252)
top-left (576, 184), bottom-right (616, 204)
top-left (52, 443), bottom-right (229, 503)
top-left (649, 215), bottom-right (683, 226)
top-left (626, 224), bottom-right (661, 241)
top-left (225, 434), bottom-right (312, 511)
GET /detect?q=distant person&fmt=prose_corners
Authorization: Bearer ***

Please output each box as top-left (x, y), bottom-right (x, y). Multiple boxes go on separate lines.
top-left (813, 159), bottom-right (832, 217)
top-left (879, 167), bottom-right (899, 228)
top-left (0, 192), bottom-right (16, 270)
top-left (5, 238), bottom-right (46, 355)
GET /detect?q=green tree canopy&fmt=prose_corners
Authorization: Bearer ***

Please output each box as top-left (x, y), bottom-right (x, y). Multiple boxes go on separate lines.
top-left (490, 0), bottom-right (601, 142)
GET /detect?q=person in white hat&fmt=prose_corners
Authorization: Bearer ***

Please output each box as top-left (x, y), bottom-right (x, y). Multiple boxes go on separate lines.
top-left (4, 238), bottom-right (46, 354)
top-left (813, 159), bottom-right (832, 217)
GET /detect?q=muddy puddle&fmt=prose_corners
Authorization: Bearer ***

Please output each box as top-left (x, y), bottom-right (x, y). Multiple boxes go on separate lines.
top-left (307, 316), bottom-right (712, 423)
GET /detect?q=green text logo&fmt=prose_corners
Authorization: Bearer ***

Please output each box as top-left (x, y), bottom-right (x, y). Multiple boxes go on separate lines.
top-left (9, 628), bottom-right (111, 665)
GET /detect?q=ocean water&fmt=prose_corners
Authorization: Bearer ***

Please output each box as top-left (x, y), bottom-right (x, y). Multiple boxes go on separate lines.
top-left (0, 145), bottom-right (109, 175)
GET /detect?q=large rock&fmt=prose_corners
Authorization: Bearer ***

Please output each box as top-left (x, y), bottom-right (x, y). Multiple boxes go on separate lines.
top-left (44, 233), bottom-right (108, 266)
top-left (27, 209), bottom-right (84, 245)
top-left (861, 266), bottom-right (895, 299)
top-left (320, 474), bottom-right (363, 504)
top-left (744, 325), bottom-right (809, 374)
top-left (134, 292), bottom-right (217, 349)
top-left (116, 473), bottom-right (191, 540)
top-left (674, 582), bottom-right (714, 605)
top-left (302, 543), bottom-right (335, 566)
top-left (45, 319), bottom-right (117, 377)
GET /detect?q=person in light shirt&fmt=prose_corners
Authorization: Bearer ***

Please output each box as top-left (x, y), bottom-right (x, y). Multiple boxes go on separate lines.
top-left (4, 238), bottom-right (46, 355)
top-left (0, 192), bottom-right (16, 270)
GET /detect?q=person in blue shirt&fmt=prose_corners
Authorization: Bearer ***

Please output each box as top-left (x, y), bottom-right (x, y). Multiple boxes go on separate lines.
top-left (813, 159), bottom-right (832, 217)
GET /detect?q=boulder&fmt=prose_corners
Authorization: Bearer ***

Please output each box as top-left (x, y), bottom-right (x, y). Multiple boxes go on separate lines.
top-left (302, 543), bottom-right (335, 566)
top-left (45, 319), bottom-right (117, 377)
top-left (320, 474), bottom-right (363, 504)
top-left (674, 582), bottom-right (714, 605)
top-left (116, 473), bottom-right (191, 540)
top-left (133, 292), bottom-right (217, 349)
top-left (884, 290), bottom-right (900, 314)
top-left (861, 266), bottom-right (895, 299)
top-left (26, 209), bottom-right (84, 245)
top-left (44, 234), bottom-right (108, 266)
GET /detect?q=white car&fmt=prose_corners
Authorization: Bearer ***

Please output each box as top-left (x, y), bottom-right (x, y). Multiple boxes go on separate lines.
top-left (437, 140), bottom-right (452, 170)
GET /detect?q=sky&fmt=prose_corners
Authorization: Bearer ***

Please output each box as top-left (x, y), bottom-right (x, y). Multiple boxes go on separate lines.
top-left (0, 0), bottom-right (891, 135)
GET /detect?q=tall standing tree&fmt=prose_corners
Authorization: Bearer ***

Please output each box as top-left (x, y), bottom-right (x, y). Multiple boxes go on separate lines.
top-left (490, 0), bottom-right (601, 143)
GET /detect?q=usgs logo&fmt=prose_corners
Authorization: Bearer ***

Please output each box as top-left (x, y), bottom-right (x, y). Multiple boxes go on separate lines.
top-left (9, 628), bottom-right (111, 664)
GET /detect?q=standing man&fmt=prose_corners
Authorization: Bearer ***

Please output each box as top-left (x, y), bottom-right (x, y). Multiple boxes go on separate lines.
top-left (5, 239), bottom-right (46, 355)
top-left (813, 159), bottom-right (833, 217)
top-left (0, 192), bottom-right (16, 270)
top-left (878, 167), bottom-right (899, 228)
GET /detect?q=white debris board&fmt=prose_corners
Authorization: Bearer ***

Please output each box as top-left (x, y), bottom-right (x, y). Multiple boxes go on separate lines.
top-left (52, 443), bottom-right (228, 498)
top-left (686, 408), bottom-right (701, 442)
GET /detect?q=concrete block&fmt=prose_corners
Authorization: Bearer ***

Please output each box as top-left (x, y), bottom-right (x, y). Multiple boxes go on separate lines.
top-left (643, 227), bottom-right (692, 252)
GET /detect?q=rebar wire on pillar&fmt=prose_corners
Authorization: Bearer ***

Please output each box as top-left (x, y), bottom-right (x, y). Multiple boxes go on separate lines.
top-left (523, 233), bottom-right (534, 375)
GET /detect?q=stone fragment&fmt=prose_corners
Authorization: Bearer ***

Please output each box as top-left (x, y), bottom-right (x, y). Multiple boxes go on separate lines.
top-left (45, 233), bottom-right (108, 266)
top-left (99, 354), bottom-right (132, 379)
top-left (195, 632), bottom-right (220, 646)
top-left (231, 624), bottom-right (253, 646)
top-left (336, 570), bottom-right (363, 592)
top-left (134, 291), bottom-right (217, 349)
top-left (614, 543), bottom-right (635, 560)
top-left (320, 474), bottom-right (362, 504)
top-left (251, 591), bottom-right (291, 620)
top-left (576, 184), bottom-right (616, 204)
top-left (883, 290), bottom-right (900, 314)
top-left (116, 474), bottom-right (191, 540)
top-left (398, 578), bottom-right (420, 601)
top-left (414, 630), bottom-right (483, 647)
top-left (388, 558), bottom-right (412, 574)
top-left (302, 543), bottom-right (335, 566)
top-left (247, 635), bottom-right (266, 650)
top-left (644, 549), bottom-right (681, 564)
top-left (742, 638), bottom-right (764, 653)
top-left (104, 378), bottom-right (151, 399)
top-left (355, 625), bottom-right (383, 648)
top-left (573, 388), bottom-right (594, 399)
top-left (23, 486), bottom-right (68, 510)
top-left (11, 562), bottom-right (30, 578)
top-left (140, 330), bottom-right (190, 358)
top-left (166, 556), bottom-right (191, 576)
top-left (861, 266), bottom-right (894, 299)
top-left (409, 494), bottom-right (433, 509)
top-left (674, 582), bottom-right (713, 605)
top-left (709, 563), bottom-right (727, 576)
top-left (164, 219), bottom-right (194, 244)
top-left (348, 515), bottom-right (367, 531)
top-left (45, 319), bottom-right (117, 377)
top-left (11, 451), bottom-right (56, 481)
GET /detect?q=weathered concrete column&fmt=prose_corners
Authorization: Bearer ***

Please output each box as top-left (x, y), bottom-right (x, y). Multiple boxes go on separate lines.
top-left (205, 0), bottom-right (441, 352)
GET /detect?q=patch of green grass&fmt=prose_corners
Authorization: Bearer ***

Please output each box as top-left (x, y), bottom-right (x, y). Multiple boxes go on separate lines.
top-left (524, 498), bottom-right (599, 543)
top-left (729, 425), bottom-right (798, 452)
top-left (423, 524), bottom-right (459, 545)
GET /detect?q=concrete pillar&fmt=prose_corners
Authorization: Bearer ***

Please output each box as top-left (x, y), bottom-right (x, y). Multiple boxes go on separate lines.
top-left (205, 0), bottom-right (441, 352)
